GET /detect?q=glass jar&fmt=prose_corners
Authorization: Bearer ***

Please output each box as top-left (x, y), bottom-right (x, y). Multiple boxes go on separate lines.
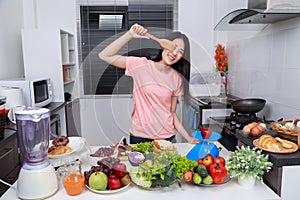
top-left (61, 161), bottom-right (85, 196)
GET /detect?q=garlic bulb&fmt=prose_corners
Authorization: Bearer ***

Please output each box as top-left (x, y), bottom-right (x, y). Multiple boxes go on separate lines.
top-left (285, 121), bottom-right (295, 130)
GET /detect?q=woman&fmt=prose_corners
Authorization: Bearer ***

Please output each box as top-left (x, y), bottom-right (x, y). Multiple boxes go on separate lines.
top-left (99, 24), bottom-right (199, 144)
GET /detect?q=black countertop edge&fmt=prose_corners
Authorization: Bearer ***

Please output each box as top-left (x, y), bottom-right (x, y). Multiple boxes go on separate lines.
top-left (43, 102), bottom-right (66, 113)
top-left (235, 130), bottom-right (300, 167)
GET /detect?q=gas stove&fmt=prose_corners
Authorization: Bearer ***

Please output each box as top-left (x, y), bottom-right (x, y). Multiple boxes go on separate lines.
top-left (209, 112), bottom-right (265, 151)
top-left (229, 112), bottom-right (259, 130)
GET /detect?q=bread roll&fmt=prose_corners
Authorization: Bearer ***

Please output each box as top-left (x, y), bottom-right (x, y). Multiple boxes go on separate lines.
top-left (258, 123), bottom-right (267, 131)
top-left (248, 122), bottom-right (257, 129)
top-left (251, 125), bottom-right (261, 136)
top-left (242, 125), bottom-right (251, 135)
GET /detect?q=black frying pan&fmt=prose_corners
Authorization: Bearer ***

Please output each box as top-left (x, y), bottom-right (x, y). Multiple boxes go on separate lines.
top-left (231, 98), bottom-right (266, 114)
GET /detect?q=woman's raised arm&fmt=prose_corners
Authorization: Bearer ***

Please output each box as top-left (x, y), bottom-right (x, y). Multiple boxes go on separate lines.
top-left (99, 24), bottom-right (148, 69)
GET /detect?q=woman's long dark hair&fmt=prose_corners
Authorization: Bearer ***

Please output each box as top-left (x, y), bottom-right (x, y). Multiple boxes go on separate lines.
top-left (152, 32), bottom-right (191, 102)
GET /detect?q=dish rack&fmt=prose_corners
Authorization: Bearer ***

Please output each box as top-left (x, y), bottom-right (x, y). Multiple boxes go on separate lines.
top-left (270, 120), bottom-right (299, 142)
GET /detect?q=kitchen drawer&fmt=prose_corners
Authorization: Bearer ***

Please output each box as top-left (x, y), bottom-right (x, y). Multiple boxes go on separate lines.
top-left (0, 148), bottom-right (19, 178)
top-left (0, 165), bottom-right (20, 196)
top-left (0, 136), bottom-right (20, 178)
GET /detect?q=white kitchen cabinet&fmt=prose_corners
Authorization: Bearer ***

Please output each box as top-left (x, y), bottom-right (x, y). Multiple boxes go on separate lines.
top-left (21, 28), bottom-right (77, 100)
top-left (60, 30), bottom-right (77, 95)
top-left (21, 28), bottom-right (79, 136)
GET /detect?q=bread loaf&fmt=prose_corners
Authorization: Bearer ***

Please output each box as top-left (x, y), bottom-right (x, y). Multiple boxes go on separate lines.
top-left (257, 134), bottom-right (283, 151)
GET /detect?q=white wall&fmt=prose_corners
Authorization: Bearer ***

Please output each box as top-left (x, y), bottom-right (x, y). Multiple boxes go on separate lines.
top-left (226, 17), bottom-right (300, 120)
top-left (178, 0), bottom-right (215, 75)
top-left (0, 0), bottom-right (25, 79)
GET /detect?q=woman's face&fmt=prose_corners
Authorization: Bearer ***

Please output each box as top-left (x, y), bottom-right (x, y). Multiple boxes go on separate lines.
top-left (161, 38), bottom-right (185, 66)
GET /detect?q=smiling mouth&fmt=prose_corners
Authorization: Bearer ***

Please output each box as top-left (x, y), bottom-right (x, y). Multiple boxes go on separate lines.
top-left (167, 53), bottom-right (175, 61)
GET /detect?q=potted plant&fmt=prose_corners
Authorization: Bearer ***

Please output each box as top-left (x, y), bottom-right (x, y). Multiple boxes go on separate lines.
top-left (226, 146), bottom-right (273, 187)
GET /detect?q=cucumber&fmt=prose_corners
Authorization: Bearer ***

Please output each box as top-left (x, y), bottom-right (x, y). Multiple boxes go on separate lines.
top-left (197, 164), bottom-right (208, 178)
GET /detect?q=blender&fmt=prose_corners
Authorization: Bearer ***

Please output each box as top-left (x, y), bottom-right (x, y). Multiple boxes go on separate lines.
top-left (15, 107), bottom-right (58, 199)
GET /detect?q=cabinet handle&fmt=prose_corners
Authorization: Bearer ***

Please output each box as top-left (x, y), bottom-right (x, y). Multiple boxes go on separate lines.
top-left (0, 148), bottom-right (14, 160)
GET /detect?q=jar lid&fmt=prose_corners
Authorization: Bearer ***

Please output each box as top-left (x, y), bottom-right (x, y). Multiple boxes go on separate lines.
top-left (15, 107), bottom-right (50, 122)
top-left (15, 107), bottom-right (49, 115)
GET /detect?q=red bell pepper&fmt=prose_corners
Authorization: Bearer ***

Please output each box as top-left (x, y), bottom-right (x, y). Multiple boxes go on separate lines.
top-left (209, 162), bottom-right (228, 184)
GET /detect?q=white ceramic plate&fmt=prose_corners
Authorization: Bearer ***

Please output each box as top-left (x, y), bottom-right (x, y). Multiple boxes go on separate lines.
top-left (86, 183), bottom-right (131, 194)
top-left (48, 137), bottom-right (84, 159)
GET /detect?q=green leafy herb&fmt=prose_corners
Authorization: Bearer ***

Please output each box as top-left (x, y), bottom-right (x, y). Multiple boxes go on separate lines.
top-left (227, 146), bottom-right (273, 180)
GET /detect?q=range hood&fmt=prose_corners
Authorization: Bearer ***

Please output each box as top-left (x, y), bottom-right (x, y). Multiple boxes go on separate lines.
top-left (215, 0), bottom-right (300, 31)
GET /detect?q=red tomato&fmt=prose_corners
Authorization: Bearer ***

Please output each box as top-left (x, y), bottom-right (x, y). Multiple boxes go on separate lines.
top-left (214, 156), bottom-right (226, 166)
top-left (183, 171), bottom-right (193, 182)
top-left (197, 158), bottom-right (203, 165)
top-left (108, 177), bottom-right (121, 190)
top-left (209, 163), bottom-right (228, 184)
top-left (202, 157), bottom-right (213, 169)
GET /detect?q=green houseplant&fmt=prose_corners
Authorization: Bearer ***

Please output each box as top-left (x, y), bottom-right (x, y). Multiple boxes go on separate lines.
top-left (226, 146), bottom-right (273, 185)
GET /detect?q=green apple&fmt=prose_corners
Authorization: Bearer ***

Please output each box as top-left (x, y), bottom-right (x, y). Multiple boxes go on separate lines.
top-left (89, 172), bottom-right (108, 190)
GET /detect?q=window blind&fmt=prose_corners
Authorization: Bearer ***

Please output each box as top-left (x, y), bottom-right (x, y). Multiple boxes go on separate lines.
top-left (79, 1), bottom-right (176, 95)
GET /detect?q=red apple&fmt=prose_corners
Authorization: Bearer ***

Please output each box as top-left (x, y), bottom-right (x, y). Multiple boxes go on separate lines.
top-left (108, 177), bottom-right (121, 190)
top-left (202, 157), bottom-right (213, 169)
top-left (201, 127), bottom-right (212, 139)
top-left (113, 162), bottom-right (127, 178)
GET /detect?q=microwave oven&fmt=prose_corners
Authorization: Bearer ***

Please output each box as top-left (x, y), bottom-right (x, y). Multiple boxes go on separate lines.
top-left (0, 78), bottom-right (53, 108)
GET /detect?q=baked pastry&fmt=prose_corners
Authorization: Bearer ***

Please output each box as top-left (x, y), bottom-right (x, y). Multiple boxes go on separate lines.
top-left (52, 136), bottom-right (69, 146)
top-left (48, 136), bottom-right (72, 156)
top-left (48, 145), bottom-right (72, 156)
top-left (152, 139), bottom-right (175, 154)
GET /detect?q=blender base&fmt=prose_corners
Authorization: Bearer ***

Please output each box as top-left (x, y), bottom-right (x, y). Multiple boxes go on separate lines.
top-left (17, 165), bottom-right (58, 200)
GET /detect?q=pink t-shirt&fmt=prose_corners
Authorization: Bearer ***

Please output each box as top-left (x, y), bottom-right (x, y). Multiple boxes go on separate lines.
top-left (125, 56), bottom-right (183, 139)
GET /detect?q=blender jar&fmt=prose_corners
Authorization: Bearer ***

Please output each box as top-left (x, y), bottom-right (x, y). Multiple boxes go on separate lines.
top-left (15, 107), bottom-right (51, 170)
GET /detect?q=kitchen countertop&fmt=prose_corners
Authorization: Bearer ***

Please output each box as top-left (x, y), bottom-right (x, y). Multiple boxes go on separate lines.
top-left (1, 142), bottom-right (280, 200)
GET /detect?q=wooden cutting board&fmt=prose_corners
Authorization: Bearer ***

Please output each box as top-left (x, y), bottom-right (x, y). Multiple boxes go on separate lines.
top-left (253, 138), bottom-right (298, 154)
